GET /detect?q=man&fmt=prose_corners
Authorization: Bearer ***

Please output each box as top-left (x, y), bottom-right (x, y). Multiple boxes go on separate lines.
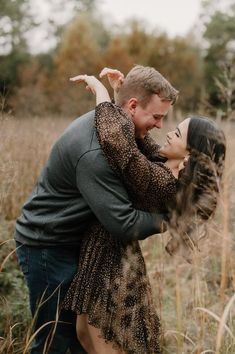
top-left (15, 65), bottom-right (178, 354)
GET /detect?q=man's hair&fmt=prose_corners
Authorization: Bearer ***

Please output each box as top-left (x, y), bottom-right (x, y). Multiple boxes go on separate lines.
top-left (115, 65), bottom-right (179, 108)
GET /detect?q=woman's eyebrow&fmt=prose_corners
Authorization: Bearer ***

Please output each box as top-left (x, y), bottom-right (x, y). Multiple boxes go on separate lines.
top-left (176, 127), bottom-right (182, 137)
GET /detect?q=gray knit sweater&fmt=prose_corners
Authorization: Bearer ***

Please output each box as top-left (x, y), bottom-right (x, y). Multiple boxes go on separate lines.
top-left (15, 110), bottom-right (164, 246)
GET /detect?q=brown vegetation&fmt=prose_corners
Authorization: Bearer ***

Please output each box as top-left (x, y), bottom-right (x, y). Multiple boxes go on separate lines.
top-left (0, 113), bottom-right (234, 353)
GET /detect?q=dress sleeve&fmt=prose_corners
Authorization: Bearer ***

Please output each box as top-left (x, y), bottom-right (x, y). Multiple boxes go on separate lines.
top-left (136, 134), bottom-right (165, 162)
top-left (76, 149), bottom-right (166, 244)
top-left (95, 102), bottom-right (177, 211)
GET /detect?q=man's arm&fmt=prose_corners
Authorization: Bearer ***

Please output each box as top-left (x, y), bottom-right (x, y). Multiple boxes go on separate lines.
top-left (76, 149), bottom-right (166, 244)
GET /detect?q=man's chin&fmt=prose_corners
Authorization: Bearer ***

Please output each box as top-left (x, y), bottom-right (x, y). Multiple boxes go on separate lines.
top-left (135, 132), bottom-right (146, 139)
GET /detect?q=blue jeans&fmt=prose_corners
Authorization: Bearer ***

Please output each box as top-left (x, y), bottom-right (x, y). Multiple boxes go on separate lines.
top-left (16, 241), bottom-right (87, 354)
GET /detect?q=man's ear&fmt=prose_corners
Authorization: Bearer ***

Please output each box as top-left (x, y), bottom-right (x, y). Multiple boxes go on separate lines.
top-left (126, 98), bottom-right (138, 116)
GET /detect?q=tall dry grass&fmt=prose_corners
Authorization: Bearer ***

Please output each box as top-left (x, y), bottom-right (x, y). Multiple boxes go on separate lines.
top-left (0, 114), bottom-right (70, 353)
top-left (145, 119), bottom-right (235, 353)
top-left (0, 113), bottom-right (234, 353)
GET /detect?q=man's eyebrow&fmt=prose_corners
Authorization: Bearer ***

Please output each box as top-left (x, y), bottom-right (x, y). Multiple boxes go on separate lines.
top-left (176, 127), bottom-right (182, 137)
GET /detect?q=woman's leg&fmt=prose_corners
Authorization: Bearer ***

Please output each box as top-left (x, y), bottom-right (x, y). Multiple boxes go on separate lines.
top-left (76, 314), bottom-right (126, 354)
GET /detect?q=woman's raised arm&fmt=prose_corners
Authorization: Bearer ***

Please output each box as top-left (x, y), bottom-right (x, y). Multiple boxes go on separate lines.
top-left (70, 74), bottom-right (111, 105)
top-left (99, 67), bottom-right (124, 102)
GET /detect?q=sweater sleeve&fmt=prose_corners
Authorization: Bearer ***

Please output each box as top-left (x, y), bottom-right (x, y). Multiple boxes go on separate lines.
top-left (76, 149), bottom-right (166, 244)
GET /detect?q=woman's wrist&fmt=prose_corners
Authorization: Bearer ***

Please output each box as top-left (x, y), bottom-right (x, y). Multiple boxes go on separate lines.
top-left (96, 85), bottom-right (111, 105)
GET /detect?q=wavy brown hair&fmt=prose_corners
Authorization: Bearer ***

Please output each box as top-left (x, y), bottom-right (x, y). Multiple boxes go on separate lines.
top-left (166, 117), bottom-right (226, 258)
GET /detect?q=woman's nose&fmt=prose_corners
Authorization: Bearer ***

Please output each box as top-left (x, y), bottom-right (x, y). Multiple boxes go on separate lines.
top-left (167, 132), bottom-right (172, 139)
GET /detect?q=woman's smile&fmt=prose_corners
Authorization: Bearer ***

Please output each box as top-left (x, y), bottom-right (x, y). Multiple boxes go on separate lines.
top-left (159, 118), bottom-right (190, 159)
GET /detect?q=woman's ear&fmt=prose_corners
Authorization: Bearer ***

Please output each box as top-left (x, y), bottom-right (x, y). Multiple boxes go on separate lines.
top-left (183, 153), bottom-right (190, 166)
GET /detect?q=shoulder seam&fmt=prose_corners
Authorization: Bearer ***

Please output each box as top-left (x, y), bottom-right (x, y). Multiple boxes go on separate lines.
top-left (75, 148), bottom-right (101, 170)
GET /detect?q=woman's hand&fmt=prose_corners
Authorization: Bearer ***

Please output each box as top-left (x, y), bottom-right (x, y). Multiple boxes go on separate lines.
top-left (70, 74), bottom-right (111, 104)
top-left (70, 75), bottom-right (102, 94)
top-left (99, 68), bottom-right (124, 91)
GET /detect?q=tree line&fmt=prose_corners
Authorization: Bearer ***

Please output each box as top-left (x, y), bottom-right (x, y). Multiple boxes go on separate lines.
top-left (0, 0), bottom-right (235, 118)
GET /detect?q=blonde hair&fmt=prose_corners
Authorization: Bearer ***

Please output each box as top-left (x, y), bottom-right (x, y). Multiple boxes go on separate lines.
top-left (116, 65), bottom-right (179, 108)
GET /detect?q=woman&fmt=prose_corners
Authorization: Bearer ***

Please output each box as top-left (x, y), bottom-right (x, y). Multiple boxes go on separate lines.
top-left (63, 71), bottom-right (226, 354)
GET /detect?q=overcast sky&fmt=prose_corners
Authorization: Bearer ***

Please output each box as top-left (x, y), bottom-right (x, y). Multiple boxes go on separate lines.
top-left (29, 0), bottom-right (224, 53)
top-left (27, 0), bottom-right (235, 53)
top-left (99, 0), bottom-right (202, 37)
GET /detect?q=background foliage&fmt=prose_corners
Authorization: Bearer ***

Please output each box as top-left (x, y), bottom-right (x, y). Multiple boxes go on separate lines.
top-left (1, 0), bottom-right (235, 117)
top-left (0, 0), bottom-right (235, 352)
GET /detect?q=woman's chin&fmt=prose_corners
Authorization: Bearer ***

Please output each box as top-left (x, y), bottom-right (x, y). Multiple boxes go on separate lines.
top-left (158, 148), bottom-right (167, 158)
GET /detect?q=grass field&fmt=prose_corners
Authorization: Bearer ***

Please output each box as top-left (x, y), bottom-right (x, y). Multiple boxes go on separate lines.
top-left (0, 113), bottom-right (234, 353)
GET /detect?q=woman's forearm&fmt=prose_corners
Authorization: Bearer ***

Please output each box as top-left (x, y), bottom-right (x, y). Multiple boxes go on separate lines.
top-left (70, 74), bottom-right (111, 105)
top-left (95, 82), bottom-right (111, 105)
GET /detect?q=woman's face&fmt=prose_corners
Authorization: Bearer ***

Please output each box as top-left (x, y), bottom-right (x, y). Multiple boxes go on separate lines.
top-left (159, 118), bottom-right (190, 159)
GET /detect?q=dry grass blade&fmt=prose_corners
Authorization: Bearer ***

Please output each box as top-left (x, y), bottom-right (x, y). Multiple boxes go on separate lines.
top-left (194, 307), bottom-right (235, 340)
top-left (0, 247), bottom-right (17, 272)
top-left (23, 320), bottom-right (70, 354)
top-left (22, 321), bottom-right (57, 354)
top-left (0, 118), bottom-right (234, 353)
top-left (164, 329), bottom-right (195, 346)
top-left (42, 288), bottom-right (61, 354)
top-left (215, 292), bottom-right (235, 353)
top-left (24, 284), bottom-right (61, 345)
top-left (0, 239), bottom-right (14, 247)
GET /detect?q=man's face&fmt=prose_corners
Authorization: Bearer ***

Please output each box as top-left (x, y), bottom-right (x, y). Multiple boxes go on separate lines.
top-left (129, 94), bottom-right (171, 138)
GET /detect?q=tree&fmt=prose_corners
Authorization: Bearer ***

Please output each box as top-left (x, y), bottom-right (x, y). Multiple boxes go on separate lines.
top-left (0, 0), bottom-right (102, 112)
top-left (151, 36), bottom-right (203, 112)
top-left (123, 23), bottom-right (203, 112)
top-left (103, 37), bottom-right (134, 75)
top-left (0, 0), bottom-right (34, 108)
top-left (202, 1), bottom-right (235, 112)
top-left (111, 21), bottom-right (203, 112)
top-left (43, 0), bottom-right (101, 48)
top-left (0, 0), bottom-right (33, 54)
top-left (47, 13), bottom-right (109, 116)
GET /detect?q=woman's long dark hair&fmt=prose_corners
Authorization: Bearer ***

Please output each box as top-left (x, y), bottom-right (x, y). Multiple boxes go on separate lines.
top-left (166, 116), bottom-right (226, 257)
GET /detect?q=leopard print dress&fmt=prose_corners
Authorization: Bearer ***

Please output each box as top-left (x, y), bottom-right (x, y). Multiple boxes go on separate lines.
top-left (63, 102), bottom-right (177, 353)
